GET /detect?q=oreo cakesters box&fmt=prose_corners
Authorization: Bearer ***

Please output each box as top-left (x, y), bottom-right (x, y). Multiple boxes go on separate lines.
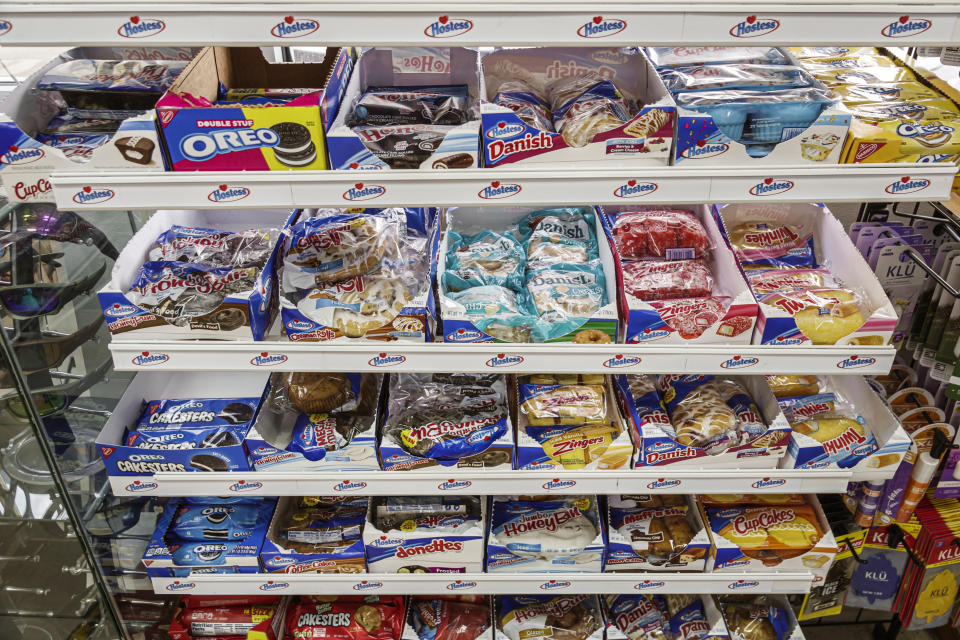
top-left (97, 209), bottom-right (296, 341)
top-left (327, 47), bottom-right (481, 170)
top-left (363, 497), bottom-right (487, 573)
top-left (0, 47), bottom-right (197, 203)
top-left (156, 47), bottom-right (354, 171)
top-left (96, 371), bottom-right (269, 495)
top-left (480, 47), bottom-right (675, 167)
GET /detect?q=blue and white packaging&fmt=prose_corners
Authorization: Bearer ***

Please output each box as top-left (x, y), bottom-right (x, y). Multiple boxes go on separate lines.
top-left (96, 371), bottom-right (270, 495)
top-left (97, 209), bottom-right (296, 341)
top-left (487, 496), bottom-right (606, 573)
top-left (604, 594), bottom-right (730, 640)
top-left (495, 595), bottom-right (603, 640)
top-left (605, 495), bottom-right (711, 572)
top-left (404, 596), bottom-right (494, 640)
top-left (259, 497), bottom-right (368, 574)
top-left (327, 47), bottom-right (481, 170)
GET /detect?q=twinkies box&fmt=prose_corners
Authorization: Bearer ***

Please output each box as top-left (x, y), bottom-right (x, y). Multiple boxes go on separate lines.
top-left (0, 46), bottom-right (197, 203)
top-left (327, 47), bottom-right (481, 170)
top-left (156, 46), bottom-right (354, 171)
top-left (97, 209), bottom-right (296, 341)
top-left (617, 374), bottom-right (790, 468)
top-left (480, 47), bottom-right (675, 167)
top-left (713, 203), bottom-right (898, 347)
top-left (777, 375), bottom-right (910, 473)
top-left (95, 371), bottom-right (270, 495)
top-left (259, 497), bottom-right (368, 574)
top-left (601, 204), bottom-right (757, 345)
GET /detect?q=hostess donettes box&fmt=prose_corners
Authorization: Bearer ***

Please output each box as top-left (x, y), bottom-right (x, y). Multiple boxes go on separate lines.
top-left (156, 47), bottom-right (354, 171)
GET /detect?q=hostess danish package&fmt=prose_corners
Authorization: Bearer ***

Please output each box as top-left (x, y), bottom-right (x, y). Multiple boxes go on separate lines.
top-left (259, 496), bottom-right (368, 573)
top-left (605, 495), bottom-right (712, 572)
top-left (480, 47), bottom-right (675, 167)
top-left (403, 596), bottom-right (494, 640)
top-left (142, 497), bottom-right (275, 588)
top-left (363, 496), bottom-right (487, 573)
top-left (246, 373), bottom-right (384, 473)
top-left (439, 206), bottom-right (618, 344)
top-left (515, 374), bottom-right (634, 471)
top-left (487, 495), bottom-right (606, 573)
top-left (714, 203), bottom-right (898, 347)
top-left (378, 373), bottom-right (515, 471)
top-left (98, 209), bottom-right (295, 341)
top-left (602, 204), bottom-right (757, 345)
top-left (496, 595), bottom-right (603, 640)
top-left (616, 374), bottom-right (791, 468)
top-left (279, 207), bottom-right (439, 342)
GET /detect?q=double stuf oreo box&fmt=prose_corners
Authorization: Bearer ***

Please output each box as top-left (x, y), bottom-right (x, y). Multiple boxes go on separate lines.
top-left (156, 47), bottom-right (355, 171)
top-left (96, 371), bottom-right (270, 496)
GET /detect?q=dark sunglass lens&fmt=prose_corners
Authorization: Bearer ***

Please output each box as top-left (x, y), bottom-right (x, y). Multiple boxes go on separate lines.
top-left (0, 288), bottom-right (59, 316)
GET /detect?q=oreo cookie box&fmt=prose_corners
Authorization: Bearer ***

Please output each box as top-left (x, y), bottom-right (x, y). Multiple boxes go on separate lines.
top-left (96, 371), bottom-right (270, 495)
top-left (480, 47), bottom-right (675, 167)
top-left (157, 46), bottom-right (354, 171)
top-left (144, 497), bottom-right (274, 584)
top-left (97, 209), bottom-right (296, 341)
top-left (617, 374), bottom-right (791, 468)
top-left (0, 47), bottom-right (197, 203)
top-left (601, 204), bottom-right (758, 346)
top-left (327, 47), bottom-right (481, 170)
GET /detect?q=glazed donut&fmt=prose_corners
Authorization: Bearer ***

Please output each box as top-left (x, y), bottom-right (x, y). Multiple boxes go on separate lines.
top-left (572, 329), bottom-right (611, 344)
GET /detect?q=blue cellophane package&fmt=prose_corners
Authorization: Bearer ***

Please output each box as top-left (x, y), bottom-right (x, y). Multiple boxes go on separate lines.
top-left (260, 496), bottom-right (368, 573)
top-left (660, 65), bottom-right (815, 94)
top-left (444, 230), bottom-right (526, 291)
top-left (36, 59), bottom-right (189, 92)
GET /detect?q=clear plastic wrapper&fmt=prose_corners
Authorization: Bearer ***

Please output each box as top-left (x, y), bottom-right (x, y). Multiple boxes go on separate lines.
top-left (666, 597), bottom-right (711, 640)
top-left (411, 597), bottom-right (491, 640)
top-left (40, 116), bottom-right (121, 134)
top-left (525, 264), bottom-right (606, 338)
top-left (765, 375), bottom-right (821, 399)
top-left (603, 595), bottom-right (670, 640)
top-left (277, 501), bottom-right (366, 549)
top-left (660, 65), bottom-right (814, 93)
top-left (717, 596), bottom-right (791, 640)
top-left (758, 287), bottom-right (867, 344)
top-left (349, 85), bottom-right (471, 126)
top-left (674, 86), bottom-right (836, 107)
top-left (624, 375), bottom-right (672, 430)
top-left (499, 595), bottom-right (600, 640)
top-left (650, 296), bottom-right (731, 340)
top-left (520, 209), bottom-right (600, 270)
top-left (443, 230), bottom-right (526, 291)
top-left (494, 87), bottom-right (554, 131)
top-left (445, 286), bottom-right (537, 343)
top-left (646, 46), bottom-right (790, 68)
top-left (383, 374), bottom-right (508, 462)
top-left (831, 81), bottom-right (941, 104)
top-left (284, 596), bottom-right (405, 640)
top-left (519, 380), bottom-right (607, 426)
top-left (846, 99), bottom-right (960, 123)
top-left (725, 221), bottom-right (817, 270)
top-left (547, 75), bottom-right (632, 147)
top-left (746, 268), bottom-right (838, 295)
top-left (180, 604), bottom-right (277, 637)
top-left (622, 260), bottom-right (713, 301)
top-left (373, 496), bottom-right (481, 531)
top-left (296, 270), bottom-right (413, 339)
top-left (608, 497), bottom-right (695, 563)
top-left (36, 59), bottom-right (188, 92)
top-left (149, 225), bottom-right (275, 268)
top-left (352, 124), bottom-right (457, 169)
top-left (611, 209), bottom-right (710, 261)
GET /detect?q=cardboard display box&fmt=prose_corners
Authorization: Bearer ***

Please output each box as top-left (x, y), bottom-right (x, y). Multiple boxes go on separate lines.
top-left (605, 495), bottom-right (712, 572)
top-left (259, 497), bottom-right (368, 574)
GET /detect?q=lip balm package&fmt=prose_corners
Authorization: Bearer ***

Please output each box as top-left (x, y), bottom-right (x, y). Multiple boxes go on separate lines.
top-left (845, 525), bottom-right (914, 611)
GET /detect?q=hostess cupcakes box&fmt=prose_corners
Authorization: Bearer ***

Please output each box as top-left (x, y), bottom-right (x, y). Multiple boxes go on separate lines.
top-left (156, 46), bottom-right (354, 171)
top-left (96, 372), bottom-right (270, 495)
top-left (479, 47), bottom-right (675, 167)
top-left (97, 209), bottom-right (296, 341)
top-left (0, 47), bottom-right (198, 203)
top-left (327, 47), bottom-right (481, 170)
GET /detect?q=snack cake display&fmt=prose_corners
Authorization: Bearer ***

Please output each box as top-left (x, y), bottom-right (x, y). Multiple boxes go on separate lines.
top-left (605, 495), bottom-right (712, 572)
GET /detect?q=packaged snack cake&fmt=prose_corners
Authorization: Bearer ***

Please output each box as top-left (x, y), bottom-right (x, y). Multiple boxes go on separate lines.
top-left (498, 595), bottom-right (602, 640)
top-left (285, 596), bottom-right (405, 640)
top-left (410, 596), bottom-right (491, 640)
top-left (260, 496), bottom-right (368, 573)
top-left (605, 495), bottom-right (710, 571)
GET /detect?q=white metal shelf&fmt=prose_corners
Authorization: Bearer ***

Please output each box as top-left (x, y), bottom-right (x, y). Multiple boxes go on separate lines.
top-left (5, 2), bottom-right (960, 46)
top-left (108, 340), bottom-right (896, 375)
top-left (52, 165), bottom-right (958, 210)
top-left (151, 571), bottom-right (814, 596)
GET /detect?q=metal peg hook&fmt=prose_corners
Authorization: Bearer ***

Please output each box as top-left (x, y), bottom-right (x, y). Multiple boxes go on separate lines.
top-left (903, 248), bottom-right (960, 299)
top-left (847, 537), bottom-right (869, 565)
top-left (892, 202), bottom-right (960, 242)
top-left (888, 524), bottom-right (924, 567)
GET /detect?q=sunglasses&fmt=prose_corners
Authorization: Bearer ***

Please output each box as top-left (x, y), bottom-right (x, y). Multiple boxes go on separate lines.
top-left (0, 261), bottom-right (106, 319)
top-left (0, 316), bottom-right (104, 387)
top-left (0, 358), bottom-right (112, 420)
top-left (0, 248), bottom-right (64, 283)
top-left (0, 204), bottom-right (119, 260)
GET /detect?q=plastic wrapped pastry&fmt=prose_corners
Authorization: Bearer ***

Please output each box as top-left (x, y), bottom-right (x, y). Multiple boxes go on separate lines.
top-left (284, 596), bottom-right (405, 640)
top-left (706, 504), bottom-right (824, 567)
top-left (718, 596), bottom-right (791, 640)
top-left (646, 46), bottom-right (791, 68)
top-left (608, 497), bottom-right (695, 561)
top-left (444, 230), bottom-right (525, 291)
top-left (758, 288), bottom-right (866, 344)
top-left (603, 595), bottom-right (670, 640)
top-left (148, 225), bottom-right (274, 268)
top-left (660, 65), bottom-right (814, 93)
top-left (611, 209), bottom-right (709, 261)
top-left (746, 269), bottom-right (837, 295)
top-left (499, 595), bottom-right (600, 640)
top-left (350, 85), bottom-right (470, 126)
top-left (622, 260), bottom-right (713, 301)
top-left (519, 381), bottom-right (607, 426)
top-left (658, 375), bottom-right (767, 452)
top-left (725, 221), bottom-right (817, 270)
top-left (490, 497), bottom-right (599, 561)
top-left (411, 597), bottom-right (491, 640)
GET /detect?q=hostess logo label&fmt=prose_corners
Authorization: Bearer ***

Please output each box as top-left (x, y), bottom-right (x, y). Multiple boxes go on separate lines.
top-left (885, 176), bottom-right (930, 195)
top-left (333, 480), bottom-right (368, 492)
top-left (542, 478), bottom-right (577, 490)
top-left (751, 477), bottom-right (787, 489)
top-left (424, 16), bottom-right (473, 38)
top-left (478, 181), bottom-right (521, 199)
top-left (487, 121), bottom-right (526, 140)
top-left (728, 580), bottom-right (760, 589)
top-left (259, 581), bottom-right (289, 591)
top-left (837, 355), bottom-right (877, 369)
top-left (486, 354), bottom-right (524, 368)
top-left (635, 580), bottom-right (666, 590)
top-left (118, 16), bottom-right (165, 38)
top-left (368, 353), bottom-right (406, 367)
top-left (438, 479), bottom-right (473, 490)
top-left (749, 179), bottom-right (794, 196)
top-left (208, 185), bottom-right (251, 202)
top-left (181, 128), bottom-right (279, 161)
top-left (681, 141), bottom-right (729, 159)
top-left (614, 180), bottom-right (657, 198)
top-left (0, 20), bottom-right (11, 36)
top-left (250, 352), bottom-right (289, 366)
top-left (286, 319), bottom-right (317, 332)
top-left (73, 187), bottom-right (115, 205)
top-left (633, 328), bottom-right (670, 341)
top-left (343, 183), bottom-right (386, 201)
top-left (539, 580), bottom-right (572, 590)
top-left (446, 328), bottom-right (483, 341)
top-left (603, 354), bottom-right (641, 368)
top-left (271, 16), bottom-right (320, 38)
top-left (125, 480), bottom-right (158, 492)
top-left (353, 581), bottom-right (383, 591)
top-left (165, 581), bottom-right (196, 592)
top-left (105, 303), bottom-right (139, 317)
top-left (720, 356), bottom-right (758, 369)
top-left (647, 478), bottom-right (681, 490)
top-left (1, 145), bottom-right (44, 165)
top-left (577, 16), bottom-right (627, 38)
top-left (882, 16), bottom-right (932, 37)
top-left (730, 16), bottom-right (780, 37)
top-left (132, 352), bottom-right (169, 366)
top-left (228, 480), bottom-right (263, 492)
top-left (446, 580), bottom-right (478, 590)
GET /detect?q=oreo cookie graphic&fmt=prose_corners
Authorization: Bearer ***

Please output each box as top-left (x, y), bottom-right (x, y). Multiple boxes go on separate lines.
top-left (201, 430), bottom-right (239, 448)
top-left (189, 453), bottom-right (230, 472)
top-left (270, 122), bottom-right (317, 167)
top-left (218, 402), bottom-right (255, 425)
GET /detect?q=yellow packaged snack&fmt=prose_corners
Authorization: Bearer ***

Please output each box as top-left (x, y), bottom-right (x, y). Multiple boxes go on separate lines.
top-left (847, 99), bottom-right (960, 123)
top-left (789, 46), bottom-right (882, 60)
top-left (813, 66), bottom-right (918, 85)
top-left (765, 375), bottom-right (820, 398)
top-left (843, 116), bottom-right (960, 158)
top-left (761, 288), bottom-right (867, 344)
top-left (534, 424), bottom-right (622, 469)
top-left (519, 383), bottom-right (607, 426)
top-left (834, 82), bottom-right (943, 104)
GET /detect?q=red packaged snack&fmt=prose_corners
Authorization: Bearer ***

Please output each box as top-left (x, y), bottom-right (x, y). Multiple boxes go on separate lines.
top-left (287, 596), bottom-right (405, 640)
top-left (411, 597), bottom-right (491, 640)
top-left (622, 260), bottom-right (713, 301)
top-left (612, 209), bottom-right (709, 260)
top-left (652, 296), bottom-right (729, 339)
top-left (178, 604), bottom-right (277, 637)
